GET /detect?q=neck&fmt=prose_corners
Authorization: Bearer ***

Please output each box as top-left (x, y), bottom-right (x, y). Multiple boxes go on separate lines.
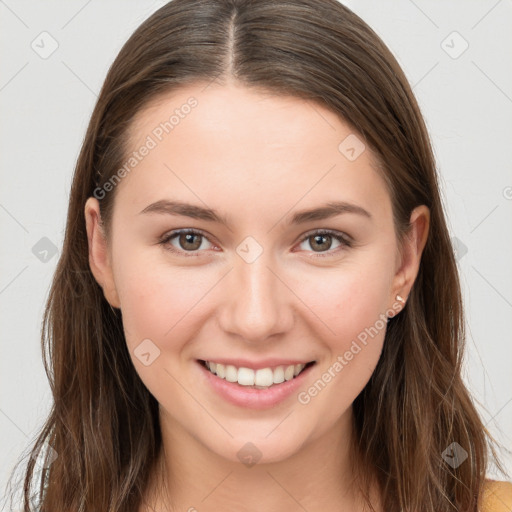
top-left (141, 406), bottom-right (382, 512)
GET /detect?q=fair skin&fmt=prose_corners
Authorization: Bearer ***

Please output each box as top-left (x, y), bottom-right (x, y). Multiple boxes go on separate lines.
top-left (85, 81), bottom-right (429, 511)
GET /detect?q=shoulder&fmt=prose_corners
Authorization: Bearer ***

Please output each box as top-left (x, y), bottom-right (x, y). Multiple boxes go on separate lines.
top-left (481, 479), bottom-right (512, 512)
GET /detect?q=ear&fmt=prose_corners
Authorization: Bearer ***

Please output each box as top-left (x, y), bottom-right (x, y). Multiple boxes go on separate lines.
top-left (84, 197), bottom-right (121, 308)
top-left (389, 205), bottom-right (430, 311)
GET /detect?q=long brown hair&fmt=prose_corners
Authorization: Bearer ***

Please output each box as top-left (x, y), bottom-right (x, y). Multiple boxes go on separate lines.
top-left (5, 0), bottom-right (508, 510)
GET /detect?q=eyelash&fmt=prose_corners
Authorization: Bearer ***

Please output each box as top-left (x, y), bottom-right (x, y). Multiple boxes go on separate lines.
top-left (158, 228), bottom-right (352, 258)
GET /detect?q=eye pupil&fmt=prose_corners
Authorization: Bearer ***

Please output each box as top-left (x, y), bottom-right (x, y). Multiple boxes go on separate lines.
top-left (165, 230), bottom-right (346, 257)
top-left (180, 233), bottom-right (202, 250)
top-left (310, 234), bottom-right (332, 252)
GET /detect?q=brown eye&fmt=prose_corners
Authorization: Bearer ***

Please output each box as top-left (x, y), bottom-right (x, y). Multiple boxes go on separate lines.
top-left (159, 229), bottom-right (213, 256)
top-left (178, 232), bottom-right (203, 251)
top-left (309, 234), bottom-right (334, 252)
top-left (297, 230), bottom-right (352, 257)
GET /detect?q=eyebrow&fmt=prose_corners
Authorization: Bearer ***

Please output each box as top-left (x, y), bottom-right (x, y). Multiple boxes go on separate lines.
top-left (139, 199), bottom-right (372, 226)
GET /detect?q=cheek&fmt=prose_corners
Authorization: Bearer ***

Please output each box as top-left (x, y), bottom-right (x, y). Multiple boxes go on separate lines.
top-left (113, 251), bottom-right (221, 352)
top-left (113, 254), bottom-right (220, 402)
top-left (304, 259), bottom-right (392, 349)
top-left (293, 261), bottom-right (391, 417)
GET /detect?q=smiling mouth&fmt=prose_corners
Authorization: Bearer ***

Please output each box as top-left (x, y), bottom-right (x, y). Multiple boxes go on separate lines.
top-left (198, 359), bottom-right (316, 389)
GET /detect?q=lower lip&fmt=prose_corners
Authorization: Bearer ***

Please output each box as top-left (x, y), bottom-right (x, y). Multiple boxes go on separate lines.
top-left (196, 360), bottom-right (316, 410)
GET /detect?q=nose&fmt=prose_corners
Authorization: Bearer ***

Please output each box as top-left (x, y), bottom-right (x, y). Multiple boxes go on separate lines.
top-left (217, 248), bottom-right (294, 344)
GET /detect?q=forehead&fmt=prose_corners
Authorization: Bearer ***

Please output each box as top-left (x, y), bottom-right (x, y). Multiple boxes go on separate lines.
top-left (117, 82), bottom-right (392, 228)
top-left (129, 82), bottom-right (362, 160)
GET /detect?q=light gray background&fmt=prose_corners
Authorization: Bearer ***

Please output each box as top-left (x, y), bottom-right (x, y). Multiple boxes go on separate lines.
top-left (1, 0), bottom-right (511, 507)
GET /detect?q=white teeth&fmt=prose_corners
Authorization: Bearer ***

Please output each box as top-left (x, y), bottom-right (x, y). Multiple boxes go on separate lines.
top-left (255, 368), bottom-right (274, 387)
top-left (237, 367), bottom-right (254, 386)
top-left (284, 365), bottom-right (295, 381)
top-left (216, 363), bottom-right (225, 379)
top-left (204, 361), bottom-right (308, 387)
top-left (225, 365), bottom-right (238, 383)
top-left (273, 366), bottom-right (285, 384)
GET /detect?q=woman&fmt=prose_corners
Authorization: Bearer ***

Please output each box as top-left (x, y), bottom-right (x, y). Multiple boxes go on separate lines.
top-left (7, 0), bottom-right (511, 510)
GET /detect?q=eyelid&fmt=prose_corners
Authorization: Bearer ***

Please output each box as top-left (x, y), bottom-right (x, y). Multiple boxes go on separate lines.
top-left (159, 228), bottom-right (352, 257)
top-left (158, 228), bottom-right (217, 257)
top-left (295, 228), bottom-right (352, 257)
top-left (299, 228), bottom-right (353, 244)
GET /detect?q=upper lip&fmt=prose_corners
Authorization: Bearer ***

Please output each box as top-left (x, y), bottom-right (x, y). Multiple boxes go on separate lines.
top-left (198, 358), bottom-right (315, 370)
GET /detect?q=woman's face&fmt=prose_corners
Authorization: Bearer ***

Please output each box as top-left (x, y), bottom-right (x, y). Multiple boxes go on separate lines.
top-left (86, 81), bottom-right (428, 465)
